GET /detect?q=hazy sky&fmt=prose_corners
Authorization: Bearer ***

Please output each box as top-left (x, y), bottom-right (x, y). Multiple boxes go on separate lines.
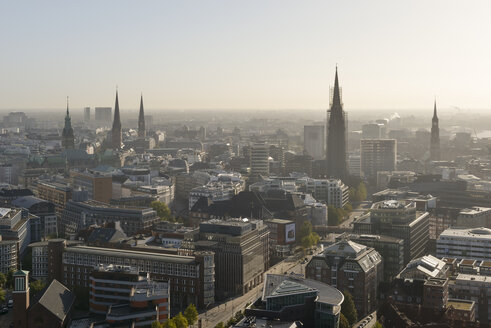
top-left (1, 1), bottom-right (491, 111)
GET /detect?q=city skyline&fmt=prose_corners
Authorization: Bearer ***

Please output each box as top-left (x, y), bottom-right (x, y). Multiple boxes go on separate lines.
top-left (1, 1), bottom-right (491, 110)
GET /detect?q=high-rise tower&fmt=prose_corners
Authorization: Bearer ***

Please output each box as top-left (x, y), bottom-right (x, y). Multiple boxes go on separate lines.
top-left (112, 90), bottom-right (122, 149)
top-left (430, 100), bottom-right (440, 161)
top-left (326, 67), bottom-right (347, 180)
top-left (138, 93), bottom-right (146, 139)
top-left (62, 97), bottom-right (75, 149)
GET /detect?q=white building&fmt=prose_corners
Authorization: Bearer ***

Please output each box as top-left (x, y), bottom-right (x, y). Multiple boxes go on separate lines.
top-left (437, 227), bottom-right (491, 261)
top-left (298, 178), bottom-right (349, 208)
top-left (348, 154), bottom-right (361, 177)
top-left (457, 207), bottom-right (491, 228)
top-left (304, 125), bottom-right (325, 160)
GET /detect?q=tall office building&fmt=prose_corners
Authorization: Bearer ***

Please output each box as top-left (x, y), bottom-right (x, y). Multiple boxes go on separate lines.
top-left (361, 139), bottom-right (397, 179)
top-left (430, 101), bottom-right (440, 161)
top-left (84, 107), bottom-right (91, 122)
top-left (61, 98), bottom-right (75, 149)
top-left (326, 67), bottom-right (347, 180)
top-left (138, 94), bottom-right (146, 139)
top-left (250, 143), bottom-right (269, 182)
top-left (362, 123), bottom-right (382, 139)
top-left (304, 125), bottom-right (325, 160)
top-left (94, 107), bottom-right (112, 123)
top-left (111, 91), bottom-right (122, 149)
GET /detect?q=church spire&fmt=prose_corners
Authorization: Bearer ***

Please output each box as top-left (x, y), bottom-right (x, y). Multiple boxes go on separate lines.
top-left (331, 65), bottom-right (342, 110)
top-left (138, 93), bottom-right (146, 139)
top-left (62, 96), bottom-right (74, 149)
top-left (430, 100), bottom-right (440, 161)
top-left (326, 66), bottom-right (347, 180)
top-left (111, 89), bottom-right (122, 149)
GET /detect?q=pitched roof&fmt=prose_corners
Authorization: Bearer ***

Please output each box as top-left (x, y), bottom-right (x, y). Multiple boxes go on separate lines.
top-left (34, 279), bottom-right (75, 322)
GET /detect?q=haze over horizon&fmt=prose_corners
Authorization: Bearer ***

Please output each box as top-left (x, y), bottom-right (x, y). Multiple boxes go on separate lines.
top-left (1, 1), bottom-right (491, 111)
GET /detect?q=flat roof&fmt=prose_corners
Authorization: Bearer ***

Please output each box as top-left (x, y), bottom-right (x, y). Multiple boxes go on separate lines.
top-left (439, 227), bottom-right (491, 240)
top-left (448, 299), bottom-right (474, 311)
top-left (66, 245), bottom-right (196, 265)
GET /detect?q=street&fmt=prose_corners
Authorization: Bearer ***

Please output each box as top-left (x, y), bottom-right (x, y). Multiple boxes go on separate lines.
top-left (340, 201), bottom-right (371, 228)
top-left (198, 251), bottom-right (314, 328)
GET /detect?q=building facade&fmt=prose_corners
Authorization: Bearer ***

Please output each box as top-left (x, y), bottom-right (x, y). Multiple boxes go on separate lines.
top-left (361, 139), bottom-right (397, 179)
top-left (304, 125), bottom-right (325, 160)
top-left (437, 227), bottom-right (491, 261)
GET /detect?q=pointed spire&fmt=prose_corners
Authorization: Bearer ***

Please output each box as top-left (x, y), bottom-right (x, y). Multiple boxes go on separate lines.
top-left (139, 93), bottom-right (144, 120)
top-left (66, 96), bottom-right (70, 116)
top-left (433, 99), bottom-right (438, 119)
top-left (113, 89), bottom-right (121, 128)
top-left (138, 93), bottom-right (146, 139)
top-left (331, 66), bottom-right (342, 111)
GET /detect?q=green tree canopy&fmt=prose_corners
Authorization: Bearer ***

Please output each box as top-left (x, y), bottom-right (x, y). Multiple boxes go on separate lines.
top-left (6, 270), bottom-right (14, 289)
top-left (0, 289), bottom-right (5, 303)
top-left (374, 322), bottom-right (383, 328)
top-left (162, 319), bottom-right (177, 328)
top-left (151, 201), bottom-right (173, 221)
top-left (151, 321), bottom-right (163, 328)
top-left (299, 221), bottom-right (313, 239)
top-left (341, 291), bottom-right (358, 326)
top-left (183, 303), bottom-right (198, 325)
top-left (30, 280), bottom-right (46, 298)
top-left (339, 313), bottom-right (350, 328)
top-left (214, 322), bottom-right (225, 328)
top-left (0, 273), bottom-right (6, 288)
top-left (173, 312), bottom-right (188, 328)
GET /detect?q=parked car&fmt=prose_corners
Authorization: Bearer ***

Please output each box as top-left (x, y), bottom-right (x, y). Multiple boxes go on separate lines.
top-left (0, 307), bottom-right (8, 314)
top-left (7, 299), bottom-right (13, 308)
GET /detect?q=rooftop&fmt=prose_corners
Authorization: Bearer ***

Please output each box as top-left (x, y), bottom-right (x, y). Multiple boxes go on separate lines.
top-left (439, 227), bottom-right (491, 239)
top-left (447, 299), bottom-right (474, 311)
top-left (263, 274), bottom-right (343, 307)
top-left (66, 245), bottom-right (197, 265)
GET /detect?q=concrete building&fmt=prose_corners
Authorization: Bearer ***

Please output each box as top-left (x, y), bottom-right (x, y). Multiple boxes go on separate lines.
top-left (72, 169), bottom-right (113, 204)
top-left (61, 200), bottom-right (159, 237)
top-left (265, 219), bottom-right (295, 257)
top-left (194, 219), bottom-right (270, 300)
top-left (296, 178), bottom-right (349, 208)
top-left (0, 237), bottom-right (17, 274)
top-left (456, 207), bottom-right (491, 228)
top-left (304, 125), bottom-right (325, 160)
top-left (250, 143), bottom-right (270, 182)
top-left (36, 179), bottom-right (73, 219)
top-left (90, 264), bottom-right (169, 327)
top-left (94, 107), bottom-right (112, 124)
top-left (451, 273), bottom-right (491, 324)
top-left (361, 139), bottom-right (397, 179)
top-left (12, 196), bottom-right (58, 238)
top-left (354, 200), bottom-right (430, 264)
top-left (306, 239), bottom-right (383, 317)
top-left (437, 227), bottom-right (491, 261)
top-left (348, 154), bottom-right (361, 177)
top-left (362, 123), bottom-right (382, 139)
top-left (0, 163), bottom-right (20, 185)
top-left (244, 274), bottom-right (344, 328)
top-left (84, 107), bottom-right (90, 122)
top-left (336, 233), bottom-right (404, 282)
top-left (38, 239), bottom-right (214, 311)
top-left (0, 207), bottom-right (31, 254)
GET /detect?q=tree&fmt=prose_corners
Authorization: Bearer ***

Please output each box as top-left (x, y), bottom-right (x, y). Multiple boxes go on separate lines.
top-left (341, 291), bottom-right (358, 326)
top-left (0, 289), bottom-right (5, 303)
top-left (162, 319), bottom-right (177, 328)
top-left (299, 221), bottom-right (313, 240)
top-left (6, 269), bottom-right (14, 289)
top-left (29, 280), bottom-right (46, 298)
top-left (184, 303), bottom-right (198, 325)
top-left (355, 182), bottom-right (367, 202)
top-left (173, 312), bottom-right (188, 328)
top-left (151, 321), bottom-right (163, 328)
top-left (214, 323), bottom-right (225, 328)
top-left (0, 273), bottom-right (6, 288)
top-left (151, 201), bottom-right (172, 221)
top-left (374, 322), bottom-right (383, 328)
top-left (339, 313), bottom-right (350, 328)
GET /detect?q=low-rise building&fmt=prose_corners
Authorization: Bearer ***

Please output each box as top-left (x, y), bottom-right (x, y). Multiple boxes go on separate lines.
top-left (61, 200), bottom-right (159, 237)
top-left (265, 219), bottom-right (296, 258)
top-left (245, 274), bottom-right (344, 328)
top-left (90, 264), bottom-right (169, 327)
top-left (437, 227), bottom-right (491, 261)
